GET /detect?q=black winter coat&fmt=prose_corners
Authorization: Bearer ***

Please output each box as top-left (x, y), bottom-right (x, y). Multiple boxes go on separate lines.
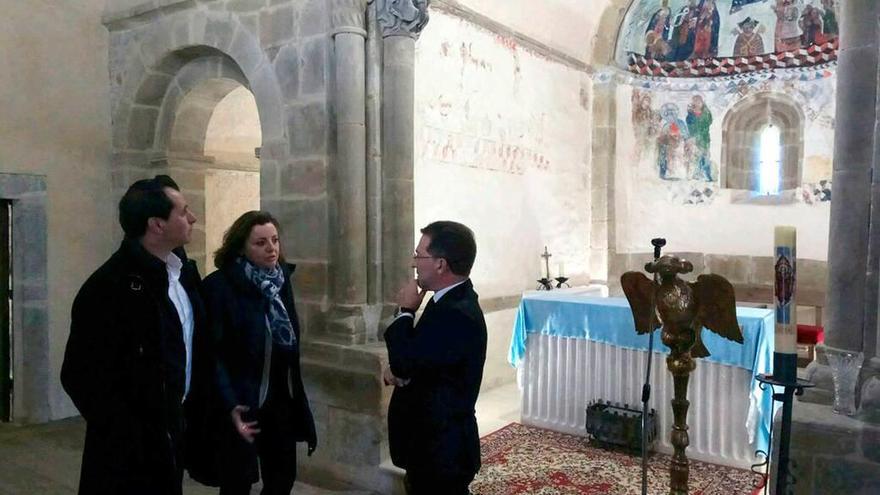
top-left (385, 280), bottom-right (488, 480)
top-left (197, 261), bottom-right (316, 485)
top-left (61, 239), bottom-right (207, 495)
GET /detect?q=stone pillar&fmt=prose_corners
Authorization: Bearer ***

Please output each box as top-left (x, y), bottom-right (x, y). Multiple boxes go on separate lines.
top-left (806, 1), bottom-right (880, 411)
top-left (324, 0), bottom-right (370, 344)
top-left (590, 72), bottom-right (616, 285)
top-left (377, 0), bottom-right (430, 310)
top-left (823, 0), bottom-right (879, 353)
top-left (366, 0), bottom-right (383, 306)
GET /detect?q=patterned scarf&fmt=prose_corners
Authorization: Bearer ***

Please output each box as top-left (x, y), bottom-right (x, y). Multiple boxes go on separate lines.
top-left (238, 257), bottom-right (297, 349)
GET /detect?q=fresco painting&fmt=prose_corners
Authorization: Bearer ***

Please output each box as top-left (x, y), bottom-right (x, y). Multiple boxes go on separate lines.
top-left (625, 0), bottom-right (840, 64)
top-left (633, 90), bottom-right (717, 182)
top-left (626, 70), bottom-right (835, 204)
top-left (732, 17), bottom-right (765, 56)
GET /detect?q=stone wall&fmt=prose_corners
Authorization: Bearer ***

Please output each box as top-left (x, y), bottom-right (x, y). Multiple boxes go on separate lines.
top-left (780, 401), bottom-right (880, 494)
top-left (0, 0), bottom-right (114, 421)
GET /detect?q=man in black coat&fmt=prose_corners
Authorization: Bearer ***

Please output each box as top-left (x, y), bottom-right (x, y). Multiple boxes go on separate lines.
top-left (61, 175), bottom-right (205, 495)
top-left (384, 221), bottom-right (488, 495)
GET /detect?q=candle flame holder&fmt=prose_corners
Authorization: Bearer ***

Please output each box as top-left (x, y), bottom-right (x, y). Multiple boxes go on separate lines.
top-left (555, 276), bottom-right (570, 289)
top-left (536, 278), bottom-right (554, 291)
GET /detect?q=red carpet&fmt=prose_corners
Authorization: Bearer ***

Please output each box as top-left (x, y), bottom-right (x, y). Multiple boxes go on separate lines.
top-left (471, 423), bottom-right (761, 495)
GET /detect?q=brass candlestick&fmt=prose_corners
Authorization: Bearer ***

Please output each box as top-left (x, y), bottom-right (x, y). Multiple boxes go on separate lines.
top-left (622, 255), bottom-right (743, 494)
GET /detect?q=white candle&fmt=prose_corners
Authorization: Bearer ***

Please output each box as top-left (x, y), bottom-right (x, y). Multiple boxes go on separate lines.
top-left (774, 226), bottom-right (797, 354)
top-left (557, 261), bottom-right (565, 278)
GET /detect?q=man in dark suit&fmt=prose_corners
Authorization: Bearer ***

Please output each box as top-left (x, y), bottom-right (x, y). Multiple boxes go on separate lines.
top-left (384, 221), bottom-right (488, 495)
top-left (61, 175), bottom-right (206, 495)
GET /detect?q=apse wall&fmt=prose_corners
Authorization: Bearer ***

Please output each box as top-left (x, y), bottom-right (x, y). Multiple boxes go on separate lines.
top-left (414, 9), bottom-right (593, 390)
top-left (414, 10), bottom-right (592, 298)
top-left (612, 70), bottom-right (835, 261)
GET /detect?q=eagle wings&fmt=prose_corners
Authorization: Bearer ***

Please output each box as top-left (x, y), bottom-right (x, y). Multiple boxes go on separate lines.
top-left (621, 271), bottom-right (743, 358)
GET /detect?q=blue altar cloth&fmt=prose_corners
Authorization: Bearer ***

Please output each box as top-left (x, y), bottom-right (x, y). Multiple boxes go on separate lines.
top-left (508, 290), bottom-right (776, 453)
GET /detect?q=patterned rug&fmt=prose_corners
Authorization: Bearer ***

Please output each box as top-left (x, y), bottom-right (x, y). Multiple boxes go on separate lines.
top-left (470, 423), bottom-right (761, 495)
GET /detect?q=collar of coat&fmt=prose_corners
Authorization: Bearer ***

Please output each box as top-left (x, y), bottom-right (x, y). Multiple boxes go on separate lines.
top-left (118, 237), bottom-right (195, 286)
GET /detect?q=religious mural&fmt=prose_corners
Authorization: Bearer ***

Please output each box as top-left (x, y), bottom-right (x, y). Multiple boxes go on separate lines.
top-left (619, 1), bottom-right (840, 76)
top-left (622, 66), bottom-right (835, 205)
top-left (632, 90), bottom-right (717, 183)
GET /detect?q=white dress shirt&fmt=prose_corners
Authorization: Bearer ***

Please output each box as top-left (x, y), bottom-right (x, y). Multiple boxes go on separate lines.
top-left (165, 252), bottom-right (194, 401)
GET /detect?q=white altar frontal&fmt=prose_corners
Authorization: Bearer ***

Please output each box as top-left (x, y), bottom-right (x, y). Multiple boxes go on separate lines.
top-left (509, 287), bottom-right (776, 470)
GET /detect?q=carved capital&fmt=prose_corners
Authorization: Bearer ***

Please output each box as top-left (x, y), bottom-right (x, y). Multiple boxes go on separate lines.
top-left (331, 0), bottom-right (368, 36)
top-left (377, 0), bottom-right (430, 39)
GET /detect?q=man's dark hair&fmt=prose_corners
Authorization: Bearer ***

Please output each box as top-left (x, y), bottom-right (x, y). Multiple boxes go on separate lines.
top-left (214, 210), bottom-right (285, 269)
top-left (420, 220), bottom-right (477, 276)
top-left (118, 175), bottom-right (181, 239)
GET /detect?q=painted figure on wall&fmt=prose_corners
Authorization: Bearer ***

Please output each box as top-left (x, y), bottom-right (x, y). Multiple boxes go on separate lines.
top-left (773, 0), bottom-right (802, 52)
top-left (657, 103), bottom-right (690, 180)
top-left (670, 0), bottom-right (701, 61)
top-left (633, 91), bottom-right (658, 139)
top-left (645, 1), bottom-right (672, 60)
top-left (733, 17), bottom-right (765, 57)
top-left (692, 0), bottom-right (721, 59)
top-left (820, 0), bottom-right (838, 40)
top-left (800, 5), bottom-right (825, 46)
top-left (633, 91), bottom-right (659, 160)
top-left (686, 95), bottom-right (713, 181)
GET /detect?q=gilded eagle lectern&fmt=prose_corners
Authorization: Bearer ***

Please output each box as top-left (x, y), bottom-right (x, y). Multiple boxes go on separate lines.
top-left (621, 255), bottom-right (743, 495)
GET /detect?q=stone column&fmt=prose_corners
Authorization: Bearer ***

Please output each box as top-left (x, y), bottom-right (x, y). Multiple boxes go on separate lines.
top-left (824, 0), bottom-right (879, 353)
top-left (366, 0), bottom-right (383, 306)
top-left (377, 0), bottom-right (430, 310)
top-left (807, 1), bottom-right (880, 410)
top-left (326, 0), bottom-right (369, 344)
top-left (590, 72), bottom-right (616, 285)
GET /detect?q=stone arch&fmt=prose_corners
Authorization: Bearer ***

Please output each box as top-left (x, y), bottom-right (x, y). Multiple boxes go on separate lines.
top-left (588, 0), bottom-right (636, 283)
top-left (156, 52), bottom-right (250, 155)
top-left (110, 12), bottom-right (287, 172)
top-left (594, 0), bottom-right (637, 66)
top-left (721, 92), bottom-right (805, 191)
top-left (106, 12), bottom-right (287, 269)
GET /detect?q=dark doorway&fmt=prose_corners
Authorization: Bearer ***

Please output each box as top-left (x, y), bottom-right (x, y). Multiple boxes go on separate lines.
top-left (0, 200), bottom-right (10, 421)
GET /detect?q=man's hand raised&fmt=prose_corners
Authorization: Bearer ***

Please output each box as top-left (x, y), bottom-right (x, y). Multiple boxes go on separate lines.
top-left (397, 278), bottom-right (426, 312)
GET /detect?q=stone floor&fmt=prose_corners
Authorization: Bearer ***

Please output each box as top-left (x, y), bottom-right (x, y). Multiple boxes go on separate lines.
top-left (0, 382), bottom-right (522, 495)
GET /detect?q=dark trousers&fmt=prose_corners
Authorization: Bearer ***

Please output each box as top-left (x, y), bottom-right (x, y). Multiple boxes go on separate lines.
top-left (404, 472), bottom-right (473, 495)
top-left (219, 373), bottom-right (298, 495)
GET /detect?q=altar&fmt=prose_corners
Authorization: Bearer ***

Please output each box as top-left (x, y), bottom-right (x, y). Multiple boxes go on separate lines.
top-left (509, 287), bottom-right (776, 469)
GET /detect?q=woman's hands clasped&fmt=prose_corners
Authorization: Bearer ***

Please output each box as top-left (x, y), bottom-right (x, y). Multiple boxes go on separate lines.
top-left (230, 405), bottom-right (261, 443)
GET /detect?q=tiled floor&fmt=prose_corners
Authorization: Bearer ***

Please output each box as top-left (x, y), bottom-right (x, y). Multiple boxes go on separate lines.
top-left (0, 382), bottom-right (522, 495)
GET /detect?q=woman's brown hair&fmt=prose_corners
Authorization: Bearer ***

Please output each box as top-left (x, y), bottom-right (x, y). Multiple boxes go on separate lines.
top-left (213, 210), bottom-right (285, 269)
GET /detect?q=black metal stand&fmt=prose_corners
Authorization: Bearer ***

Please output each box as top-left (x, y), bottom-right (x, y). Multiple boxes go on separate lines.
top-left (554, 276), bottom-right (570, 289)
top-left (640, 237), bottom-right (665, 495)
top-left (640, 328), bottom-right (656, 495)
top-left (755, 374), bottom-right (814, 495)
top-left (536, 278), bottom-right (553, 290)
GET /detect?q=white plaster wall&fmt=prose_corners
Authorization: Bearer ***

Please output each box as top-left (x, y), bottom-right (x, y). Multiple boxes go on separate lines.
top-left (415, 11), bottom-right (592, 300)
top-left (453, 0), bottom-right (616, 63)
top-left (614, 72), bottom-right (835, 260)
top-left (204, 170), bottom-right (261, 274)
top-left (0, 0), bottom-right (115, 419)
top-left (204, 86), bottom-right (262, 167)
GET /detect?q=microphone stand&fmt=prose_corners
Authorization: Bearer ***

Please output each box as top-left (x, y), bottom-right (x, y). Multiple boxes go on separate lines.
top-left (641, 237), bottom-right (665, 495)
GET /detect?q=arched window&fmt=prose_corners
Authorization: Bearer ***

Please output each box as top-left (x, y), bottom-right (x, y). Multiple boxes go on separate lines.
top-left (722, 93), bottom-right (804, 194)
top-left (758, 124), bottom-right (782, 195)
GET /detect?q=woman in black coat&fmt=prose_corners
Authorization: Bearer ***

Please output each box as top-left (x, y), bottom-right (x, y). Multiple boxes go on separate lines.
top-left (201, 210), bottom-right (316, 495)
